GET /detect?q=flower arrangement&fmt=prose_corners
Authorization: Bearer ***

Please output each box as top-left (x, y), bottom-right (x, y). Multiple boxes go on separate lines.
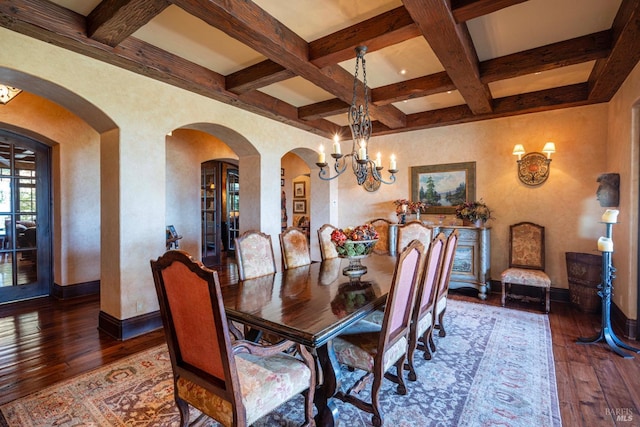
top-left (455, 199), bottom-right (492, 223)
top-left (393, 199), bottom-right (427, 214)
top-left (330, 224), bottom-right (379, 257)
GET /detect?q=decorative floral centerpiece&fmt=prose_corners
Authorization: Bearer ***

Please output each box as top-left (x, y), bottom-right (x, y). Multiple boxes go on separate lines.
top-left (330, 224), bottom-right (379, 258)
top-left (393, 199), bottom-right (427, 214)
top-left (455, 199), bottom-right (492, 225)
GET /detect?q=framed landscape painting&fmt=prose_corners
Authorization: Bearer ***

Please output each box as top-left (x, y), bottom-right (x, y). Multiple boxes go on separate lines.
top-left (411, 161), bottom-right (476, 214)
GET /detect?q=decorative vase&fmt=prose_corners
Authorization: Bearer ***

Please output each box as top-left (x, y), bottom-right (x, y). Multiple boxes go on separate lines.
top-left (334, 239), bottom-right (378, 279)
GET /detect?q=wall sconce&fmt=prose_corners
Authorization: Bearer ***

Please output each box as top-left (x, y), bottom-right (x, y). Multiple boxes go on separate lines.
top-left (513, 142), bottom-right (556, 186)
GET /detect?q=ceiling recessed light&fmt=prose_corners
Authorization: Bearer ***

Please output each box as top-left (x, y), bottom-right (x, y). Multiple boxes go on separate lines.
top-left (447, 91), bottom-right (452, 94)
top-left (399, 69), bottom-right (407, 75)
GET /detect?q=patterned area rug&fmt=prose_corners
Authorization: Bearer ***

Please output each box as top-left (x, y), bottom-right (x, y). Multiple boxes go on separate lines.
top-left (0, 299), bottom-right (561, 427)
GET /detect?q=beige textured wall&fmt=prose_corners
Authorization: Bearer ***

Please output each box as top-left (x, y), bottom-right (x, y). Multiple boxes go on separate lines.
top-left (1, 26), bottom-right (638, 322)
top-left (607, 59), bottom-right (640, 319)
top-left (338, 105), bottom-right (610, 292)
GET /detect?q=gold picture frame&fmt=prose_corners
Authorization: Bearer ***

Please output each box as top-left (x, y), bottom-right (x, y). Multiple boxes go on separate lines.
top-left (411, 161), bottom-right (476, 214)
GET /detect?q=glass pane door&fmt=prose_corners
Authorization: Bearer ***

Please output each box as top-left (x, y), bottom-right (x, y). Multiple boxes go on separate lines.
top-left (0, 133), bottom-right (51, 303)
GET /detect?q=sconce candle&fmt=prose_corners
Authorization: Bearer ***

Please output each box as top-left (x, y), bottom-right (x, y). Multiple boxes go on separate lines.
top-left (597, 236), bottom-right (613, 252)
top-left (390, 154), bottom-right (397, 170)
top-left (601, 209), bottom-right (619, 223)
top-left (318, 145), bottom-right (325, 163)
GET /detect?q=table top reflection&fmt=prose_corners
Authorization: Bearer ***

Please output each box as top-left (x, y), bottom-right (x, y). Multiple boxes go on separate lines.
top-left (221, 254), bottom-right (396, 347)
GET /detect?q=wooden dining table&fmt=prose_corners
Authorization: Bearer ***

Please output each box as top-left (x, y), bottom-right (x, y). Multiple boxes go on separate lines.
top-left (220, 254), bottom-right (397, 427)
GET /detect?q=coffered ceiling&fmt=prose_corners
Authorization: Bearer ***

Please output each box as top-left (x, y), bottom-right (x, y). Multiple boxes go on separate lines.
top-left (1, 0), bottom-right (639, 140)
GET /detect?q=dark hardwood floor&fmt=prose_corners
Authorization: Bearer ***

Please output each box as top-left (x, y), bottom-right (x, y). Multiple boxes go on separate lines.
top-left (0, 256), bottom-right (639, 426)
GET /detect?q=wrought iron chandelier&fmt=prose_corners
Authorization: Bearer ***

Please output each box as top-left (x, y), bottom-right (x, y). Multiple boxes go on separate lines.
top-left (315, 46), bottom-right (397, 192)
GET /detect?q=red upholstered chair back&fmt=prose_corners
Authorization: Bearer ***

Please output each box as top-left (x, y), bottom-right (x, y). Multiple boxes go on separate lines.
top-left (370, 218), bottom-right (392, 254)
top-left (397, 220), bottom-right (432, 254)
top-left (279, 227), bottom-right (311, 269)
top-left (234, 230), bottom-right (277, 280)
top-left (150, 250), bottom-right (237, 400)
top-left (379, 239), bottom-right (425, 353)
top-left (317, 224), bottom-right (339, 260)
top-left (437, 229), bottom-right (459, 298)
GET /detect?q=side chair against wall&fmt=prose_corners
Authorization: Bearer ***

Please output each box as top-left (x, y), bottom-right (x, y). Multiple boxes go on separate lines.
top-left (332, 240), bottom-right (425, 427)
top-left (279, 227), bottom-right (311, 269)
top-left (501, 222), bottom-right (551, 313)
top-left (317, 223), bottom-right (339, 260)
top-left (433, 229), bottom-right (460, 345)
top-left (396, 220), bottom-right (432, 254)
top-left (407, 232), bottom-right (447, 379)
top-left (369, 218), bottom-right (392, 254)
top-left (234, 230), bottom-right (277, 281)
top-left (150, 250), bottom-right (316, 427)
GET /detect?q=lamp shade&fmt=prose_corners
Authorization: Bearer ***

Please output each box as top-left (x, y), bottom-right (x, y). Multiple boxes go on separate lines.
top-left (512, 144), bottom-right (526, 156)
top-left (542, 142), bottom-right (556, 155)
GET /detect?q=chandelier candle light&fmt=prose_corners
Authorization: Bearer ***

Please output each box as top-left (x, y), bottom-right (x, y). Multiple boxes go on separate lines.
top-left (316, 46), bottom-right (398, 192)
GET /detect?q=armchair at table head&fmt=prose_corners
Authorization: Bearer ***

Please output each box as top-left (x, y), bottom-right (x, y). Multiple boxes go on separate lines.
top-left (317, 223), bottom-right (339, 260)
top-left (501, 222), bottom-right (551, 313)
top-left (332, 239), bottom-right (425, 427)
top-left (279, 226), bottom-right (311, 269)
top-left (397, 220), bottom-right (432, 253)
top-left (369, 218), bottom-right (392, 255)
top-left (150, 250), bottom-right (316, 427)
top-left (234, 230), bottom-right (277, 281)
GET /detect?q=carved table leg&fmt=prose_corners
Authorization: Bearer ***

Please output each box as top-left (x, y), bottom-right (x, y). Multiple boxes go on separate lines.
top-left (314, 341), bottom-right (341, 427)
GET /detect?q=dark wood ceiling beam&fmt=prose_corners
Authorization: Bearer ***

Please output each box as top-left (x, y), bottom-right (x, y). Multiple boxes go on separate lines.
top-left (299, 99), bottom-right (350, 121)
top-left (173, 0), bottom-right (406, 129)
top-left (372, 72), bottom-right (455, 105)
top-left (403, 0), bottom-right (493, 114)
top-left (451, 0), bottom-right (528, 23)
top-left (226, 60), bottom-right (296, 94)
top-left (0, 0), bottom-right (338, 138)
top-left (587, 0), bottom-right (640, 102)
top-left (374, 83), bottom-right (591, 135)
top-left (87, 0), bottom-right (169, 47)
top-left (309, 6), bottom-right (421, 68)
top-left (480, 31), bottom-right (612, 83)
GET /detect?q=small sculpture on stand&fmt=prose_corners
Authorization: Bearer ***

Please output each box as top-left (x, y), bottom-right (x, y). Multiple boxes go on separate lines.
top-left (577, 209), bottom-right (640, 358)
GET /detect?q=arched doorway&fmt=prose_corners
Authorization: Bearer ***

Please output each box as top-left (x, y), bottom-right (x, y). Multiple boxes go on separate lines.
top-left (0, 130), bottom-right (51, 303)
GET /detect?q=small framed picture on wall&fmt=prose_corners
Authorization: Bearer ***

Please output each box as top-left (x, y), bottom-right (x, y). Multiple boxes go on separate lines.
top-left (281, 168), bottom-right (285, 176)
top-left (281, 178), bottom-right (285, 187)
top-left (293, 200), bottom-right (307, 214)
top-left (293, 181), bottom-right (306, 198)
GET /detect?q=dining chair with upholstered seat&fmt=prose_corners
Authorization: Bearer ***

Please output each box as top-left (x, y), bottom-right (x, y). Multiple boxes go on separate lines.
top-left (332, 239), bottom-right (425, 427)
top-left (150, 250), bottom-right (316, 427)
top-left (501, 222), bottom-right (551, 313)
top-left (369, 218), bottom-right (392, 255)
top-left (279, 226), bottom-right (311, 269)
top-left (407, 232), bottom-right (446, 378)
top-left (396, 220), bottom-right (432, 254)
top-left (433, 229), bottom-right (459, 345)
top-left (234, 230), bottom-right (277, 281)
top-left (317, 223), bottom-right (339, 260)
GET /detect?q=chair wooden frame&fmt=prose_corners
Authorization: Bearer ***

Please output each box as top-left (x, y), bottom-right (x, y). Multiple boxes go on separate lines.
top-left (433, 229), bottom-right (460, 343)
top-left (317, 223), bottom-right (339, 260)
top-left (407, 233), bottom-right (446, 378)
top-left (279, 226), bottom-right (311, 269)
top-left (234, 230), bottom-right (277, 281)
top-left (333, 240), bottom-right (425, 427)
top-left (150, 250), bottom-right (316, 427)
